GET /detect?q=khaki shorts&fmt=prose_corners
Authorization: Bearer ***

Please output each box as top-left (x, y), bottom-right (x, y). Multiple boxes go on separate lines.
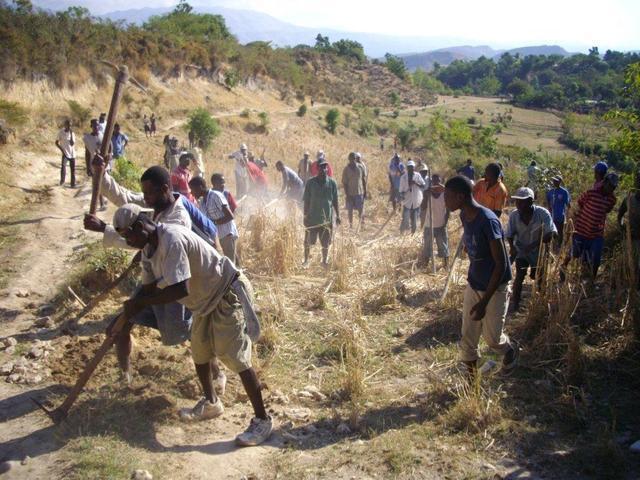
top-left (191, 288), bottom-right (252, 373)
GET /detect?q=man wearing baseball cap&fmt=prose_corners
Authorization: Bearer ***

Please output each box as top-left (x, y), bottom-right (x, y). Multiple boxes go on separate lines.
top-left (563, 172), bottom-right (618, 280)
top-left (506, 187), bottom-right (557, 311)
top-left (594, 161), bottom-right (608, 189)
top-left (113, 204), bottom-right (272, 445)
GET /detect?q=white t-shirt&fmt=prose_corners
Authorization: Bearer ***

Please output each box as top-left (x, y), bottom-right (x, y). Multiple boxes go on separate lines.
top-left (57, 129), bottom-right (76, 159)
top-left (141, 224), bottom-right (238, 317)
top-left (424, 192), bottom-right (448, 229)
top-left (83, 132), bottom-right (103, 156)
top-left (399, 172), bottom-right (426, 209)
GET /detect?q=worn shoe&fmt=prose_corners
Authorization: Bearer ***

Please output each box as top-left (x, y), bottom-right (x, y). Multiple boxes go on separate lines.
top-left (502, 344), bottom-right (520, 374)
top-left (179, 397), bottom-right (224, 421)
top-left (235, 416), bottom-right (273, 446)
top-left (214, 372), bottom-right (227, 396)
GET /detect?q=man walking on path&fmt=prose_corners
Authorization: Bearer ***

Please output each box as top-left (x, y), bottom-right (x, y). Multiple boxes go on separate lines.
top-left (83, 159), bottom-right (225, 389)
top-left (506, 187), bottom-right (556, 311)
top-left (355, 152), bottom-right (368, 198)
top-left (276, 161), bottom-right (304, 203)
top-left (388, 153), bottom-right (405, 213)
top-left (113, 204), bottom-right (272, 445)
top-left (171, 153), bottom-right (196, 203)
top-left (298, 151), bottom-right (312, 183)
top-left (55, 119), bottom-right (76, 188)
top-left (189, 176), bottom-right (239, 264)
top-left (473, 162), bottom-right (509, 218)
top-left (422, 174), bottom-right (449, 270)
top-left (456, 159), bottom-right (475, 181)
top-left (546, 176), bottom-right (570, 249)
top-left (562, 173), bottom-right (618, 280)
top-left (303, 158), bottom-right (341, 267)
top-left (341, 152), bottom-right (367, 229)
top-left (399, 160), bottom-right (425, 234)
top-left (83, 118), bottom-right (107, 210)
top-left (444, 175), bottom-right (518, 376)
top-left (230, 143), bottom-right (250, 198)
top-left (111, 123), bottom-right (129, 160)
top-left (617, 168), bottom-right (640, 284)
top-left (310, 150), bottom-right (334, 178)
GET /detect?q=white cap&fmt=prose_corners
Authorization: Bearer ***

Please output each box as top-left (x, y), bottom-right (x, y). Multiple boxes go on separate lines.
top-left (355, 152), bottom-right (362, 159)
top-left (113, 203), bottom-right (153, 231)
top-left (240, 143), bottom-right (248, 151)
top-left (406, 160), bottom-right (416, 167)
top-left (511, 187), bottom-right (534, 200)
top-left (316, 150), bottom-right (325, 160)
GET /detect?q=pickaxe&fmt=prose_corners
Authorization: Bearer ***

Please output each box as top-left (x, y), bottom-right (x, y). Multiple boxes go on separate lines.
top-left (89, 62), bottom-right (146, 215)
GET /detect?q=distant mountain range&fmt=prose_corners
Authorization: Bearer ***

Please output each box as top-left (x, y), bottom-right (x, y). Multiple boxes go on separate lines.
top-left (399, 45), bottom-right (573, 71)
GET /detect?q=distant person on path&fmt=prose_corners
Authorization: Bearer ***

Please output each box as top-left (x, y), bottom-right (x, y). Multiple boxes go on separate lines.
top-left (189, 175), bottom-right (239, 264)
top-left (617, 168), bottom-right (640, 284)
top-left (189, 140), bottom-right (206, 178)
top-left (341, 152), bottom-right (367, 229)
top-left (303, 158), bottom-right (340, 267)
top-left (55, 119), bottom-right (76, 188)
top-left (526, 160), bottom-right (540, 194)
top-left (456, 159), bottom-right (475, 181)
top-left (111, 123), bottom-right (129, 160)
top-left (143, 115), bottom-right (151, 138)
top-left (150, 113), bottom-right (157, 136)
top-left (97, 112), bottom-right (107, 135)
top-left (83, 118), bottom-right (107, 209)
top-left (443, 175), bottom-right (518, 376)
top-left (276, 160), bottom-right (304, 203)
top-left (399, 160), bottom-right (425, 234)
top-left (388, 153), bottom-right (405, 213)
top-left (297, 151), bottom-right (312, 183)
top-left (229, 143), bottom-right (250, 198)
top-left (473, 162), bottom-right (509, 218)
top-left (355, 152), bottom-right (369, 199)
top-left (211, 174), bottom-right (238, 213)
top-left (310, 150), bottom-right (334, 178)
top-left (546, 176), bottom-right (571, 249)
top-left (164, 135), bottom-right (180, 171)
top-left (593, 161), bottom-right (608, 189)
top-left (562, 173), bottom-right (618, 280)
top-left (110, 204), bottom-right (271, 445)
top-left (506, 187), bottom-right (556, 311)
top-left (422, 173), bottom-right (449, 270)
top-left (171, 153), bottom-right (196, 203)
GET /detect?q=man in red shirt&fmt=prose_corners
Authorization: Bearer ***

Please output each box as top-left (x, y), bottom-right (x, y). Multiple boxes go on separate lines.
top-left (310, 150), bottom-right (334, 178)
top-left (245, 160), bottom-right (268, 197)
top-left (171, 153), bottom-right (196, 203)
top-left (562, 173), bottom-right (618, 279)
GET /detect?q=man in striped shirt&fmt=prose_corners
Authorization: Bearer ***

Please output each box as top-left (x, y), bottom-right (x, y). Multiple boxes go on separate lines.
top-left (189, 176), bottom-right (239, 264)
top-left (563, 173), bottom-right (618, 279)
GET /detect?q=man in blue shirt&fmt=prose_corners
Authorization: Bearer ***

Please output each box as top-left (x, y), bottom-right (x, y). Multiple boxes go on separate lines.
top-left (546, 176), bottom-right (570, 249)
top-left (111, 123), bottom-right (129, 159)
top-left (456, 159), bottom-right (475, 181)
top-left (444, 175), bottom-right (518, 376)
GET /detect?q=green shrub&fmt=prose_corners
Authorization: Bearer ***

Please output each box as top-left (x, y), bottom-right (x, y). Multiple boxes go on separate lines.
top-left (373, 107), bottom-right (380, 117)
top-left (240, 109), bottom-right (250, 118)
top-left (111, 156), bottom-right (142, 191)
top-left (67, 100), bottom-right (91, 128)
top-left (357, 120), bottom-right (375, 137)
top-left (325, 108), bottom-right (340, 134)
top-left (224, 69), bottom-right (239, 89)
top-left (0, 99), bottom-right (28, 126)
top-left (258, 111), bottom-right (269, 132)
top-left (297, 103), bottom-right (307, 117)
top-left (185, 107), bottom-right (221, 149)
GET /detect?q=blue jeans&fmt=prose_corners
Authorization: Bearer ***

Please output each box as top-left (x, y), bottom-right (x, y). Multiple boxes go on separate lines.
top-left (571, 234), bottom-right (604, 277)
top-left (130, 302), bottom-right (192, 346)
top-left (423, 225), bottom-right (449, 260)
top-left (401, 207), bottom-right (420, 234)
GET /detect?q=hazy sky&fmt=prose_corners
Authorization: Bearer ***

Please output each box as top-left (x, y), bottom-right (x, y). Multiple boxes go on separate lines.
top-left (32, 0), bottom-right (640, 51)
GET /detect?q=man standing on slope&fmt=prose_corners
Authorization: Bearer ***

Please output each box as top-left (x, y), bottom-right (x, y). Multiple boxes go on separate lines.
top-left (298, 151), bottom-right (312, 184)
top-left (113, 204), bottom-right (272, 445)
top-left (341, 152), bottom-right (367, 229)
top-left (546, 176), bottom-right (571, 249)
top-left (399, 160), bottom-right (425, 234)
top-left (55, 119), bottom-right (76, 188)
top-left (444, 175), bottom-right (518, 376)
top-left (422, 173), bottom-right (449, 270)
top-left (473, 162), bottom-right (509, 218)
top-left (388, 153), bottom-right (405, 213)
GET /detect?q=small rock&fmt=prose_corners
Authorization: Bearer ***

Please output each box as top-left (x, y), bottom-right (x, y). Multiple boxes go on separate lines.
top-left (25, 374), bottom-right (43, 385)
top-left (5, 346), bottom-right (16, 355)
top-left (34, 316), bottom-right (54, 329)
top-left (285, 407), bottom-right (311, 421)
top-left (297, 390), bottom-right (314, 399)
top-left (12, 364), bottom-right (28, 375)
top-left (1, 337), bottom-right (17, 349)
top-left (392, 327), bottom-right (404, 338)
top-left (21, 456), bottom-right (29, 466)
top-left (336, 423), bottom-right (351, 434)
top-left (27, 347), bottom-right (44, 359)
top-left (15, 290), bottom-right (30, 298)
top-left (131, 469), bottom-right (153, 480)
top-left (630, 440), bottom-right (640, 453)
top-left (301, 385), bottom-right (326, 401)
top-left (7, 373), bottom-right (23, 384)
top-left (0, 362), bottom-right (14, 375)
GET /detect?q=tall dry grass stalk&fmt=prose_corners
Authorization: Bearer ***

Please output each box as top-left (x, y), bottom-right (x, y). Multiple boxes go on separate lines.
top-left (439, 378), bottom-right (506, 434)
top-left (330, 233), bottom-right (358, 293)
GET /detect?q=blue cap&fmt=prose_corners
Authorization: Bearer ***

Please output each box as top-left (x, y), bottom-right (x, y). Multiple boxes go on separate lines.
top-left (594, 161), bottom-right (608, 175)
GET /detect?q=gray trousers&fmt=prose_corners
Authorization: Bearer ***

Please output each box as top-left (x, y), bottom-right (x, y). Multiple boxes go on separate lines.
top-left (423, 225), bottom-right (449, 260)
top-left (220, 234), bottom-right (238, 264)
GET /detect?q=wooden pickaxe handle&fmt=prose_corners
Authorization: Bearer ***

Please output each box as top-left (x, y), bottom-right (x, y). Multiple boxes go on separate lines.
top-left (36, 313), bottom-right (129, 422)
top-left (89, 66), bottom-right (130, 215)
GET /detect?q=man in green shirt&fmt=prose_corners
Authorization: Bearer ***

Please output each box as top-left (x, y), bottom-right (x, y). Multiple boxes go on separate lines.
top-left (303, 159), bottom-right (341, 267)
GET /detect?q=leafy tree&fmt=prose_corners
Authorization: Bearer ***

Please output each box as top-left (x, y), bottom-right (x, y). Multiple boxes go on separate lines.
top-left (384, 53), bottom-right (407, 79)
top-left (607, 62), bottom-right (640, 160)
top-left (332, 39), bottom-right (365, 63)
top-left (297, 103), bottom-right (307, 117)
top-left (185, 107), bottom-right (220, 150)
top-left (314, 33), bottom-right (331, 51)
top-left (325, 108), bottom-right (340, 134)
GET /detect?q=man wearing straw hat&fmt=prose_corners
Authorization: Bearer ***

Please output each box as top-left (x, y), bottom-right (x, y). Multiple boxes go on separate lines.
top-left (506, 187), bottom-right (556, 312)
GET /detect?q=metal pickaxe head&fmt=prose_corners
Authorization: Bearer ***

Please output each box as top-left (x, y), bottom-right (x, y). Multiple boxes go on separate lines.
top-left (31, 397), bottom-right (68, 424)
top-left (99, 61), bottom-right (148, 94)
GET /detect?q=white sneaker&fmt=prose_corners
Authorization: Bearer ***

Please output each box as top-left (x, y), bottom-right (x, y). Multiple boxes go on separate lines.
top-left (179, 397), bottom-right (224, 421)
top-left (235, 416), bottom-right (273, 446)
top-left (119, 370), bottom-right (132, 387)
top-left (214, 372), bottom-right (227, 396)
